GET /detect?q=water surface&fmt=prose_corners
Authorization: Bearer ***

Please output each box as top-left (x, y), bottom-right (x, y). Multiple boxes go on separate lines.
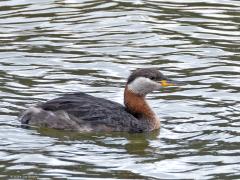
top-left (0, 0), bottom-right (240, 179)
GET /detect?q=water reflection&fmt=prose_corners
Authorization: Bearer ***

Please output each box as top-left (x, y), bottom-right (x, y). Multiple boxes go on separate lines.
top-left (0, 0), bottom-right (240, 179)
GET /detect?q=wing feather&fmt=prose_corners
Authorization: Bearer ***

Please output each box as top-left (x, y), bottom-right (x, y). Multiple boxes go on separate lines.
top-left (38, 92), bottom-right (147, 132)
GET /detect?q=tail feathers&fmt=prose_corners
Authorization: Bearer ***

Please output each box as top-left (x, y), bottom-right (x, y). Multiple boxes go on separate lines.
top-left (19, 107), bottom-right (42, 128)
top-left (18, 107), bottom-right (82, 130)
top-left (19, 112), bottom-right (30, 124)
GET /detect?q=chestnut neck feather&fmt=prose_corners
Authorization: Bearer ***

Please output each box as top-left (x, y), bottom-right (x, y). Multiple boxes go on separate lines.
top-left (124, 87), bottom-right (160, 130)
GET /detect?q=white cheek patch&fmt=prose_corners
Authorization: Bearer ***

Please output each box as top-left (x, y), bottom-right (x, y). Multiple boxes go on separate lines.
top-left (128, 77), bottom-right (160, 95)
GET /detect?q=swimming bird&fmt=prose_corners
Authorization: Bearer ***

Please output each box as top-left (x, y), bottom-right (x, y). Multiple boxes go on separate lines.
top-left (19, 68), bottom-right (183, 133)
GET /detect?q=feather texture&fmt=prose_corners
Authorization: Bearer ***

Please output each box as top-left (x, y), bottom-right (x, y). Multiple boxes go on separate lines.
top-left (20, 92), bottom-right (150, 132)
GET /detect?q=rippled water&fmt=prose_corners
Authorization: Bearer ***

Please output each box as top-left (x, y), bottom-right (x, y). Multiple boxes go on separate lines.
top-left (0, 0), bottom-right (240, 179)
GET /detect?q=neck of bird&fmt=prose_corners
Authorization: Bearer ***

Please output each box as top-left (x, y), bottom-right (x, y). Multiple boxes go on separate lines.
top-left (124, 86), bottom-right (160, 130)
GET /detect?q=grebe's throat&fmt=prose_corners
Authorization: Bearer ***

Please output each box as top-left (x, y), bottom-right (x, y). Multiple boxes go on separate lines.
top-left (124, 86), bottom-right (160, 130)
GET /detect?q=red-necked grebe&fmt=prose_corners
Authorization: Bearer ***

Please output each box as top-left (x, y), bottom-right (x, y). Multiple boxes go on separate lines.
top-left (19, 68), bottom-right (183, 133)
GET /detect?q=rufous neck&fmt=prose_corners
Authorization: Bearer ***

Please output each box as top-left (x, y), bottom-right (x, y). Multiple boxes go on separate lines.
top-left (124, 86), bottom-right (160, 130)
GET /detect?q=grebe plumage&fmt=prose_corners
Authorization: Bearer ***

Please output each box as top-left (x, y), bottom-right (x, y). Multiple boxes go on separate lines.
top-left (19, 68), bottom-right (182, 133)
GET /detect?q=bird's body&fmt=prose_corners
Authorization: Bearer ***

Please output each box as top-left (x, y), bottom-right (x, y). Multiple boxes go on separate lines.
top-left (21, 92), bottom-right (150, 132)
top-left (19, 68), bottom-right (182, 133)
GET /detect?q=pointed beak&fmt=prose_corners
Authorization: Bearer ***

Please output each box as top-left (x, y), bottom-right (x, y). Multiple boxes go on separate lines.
top-left (159, 79), bottom-right (186, 87)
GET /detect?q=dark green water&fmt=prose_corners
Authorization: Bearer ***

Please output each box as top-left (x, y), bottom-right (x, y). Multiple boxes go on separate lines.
top-left (0, 0), bottom-right (240, 179)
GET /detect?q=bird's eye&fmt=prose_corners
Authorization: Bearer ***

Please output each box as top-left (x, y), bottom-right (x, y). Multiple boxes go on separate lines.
top-left (150, 76), bottom-right (155, 80)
